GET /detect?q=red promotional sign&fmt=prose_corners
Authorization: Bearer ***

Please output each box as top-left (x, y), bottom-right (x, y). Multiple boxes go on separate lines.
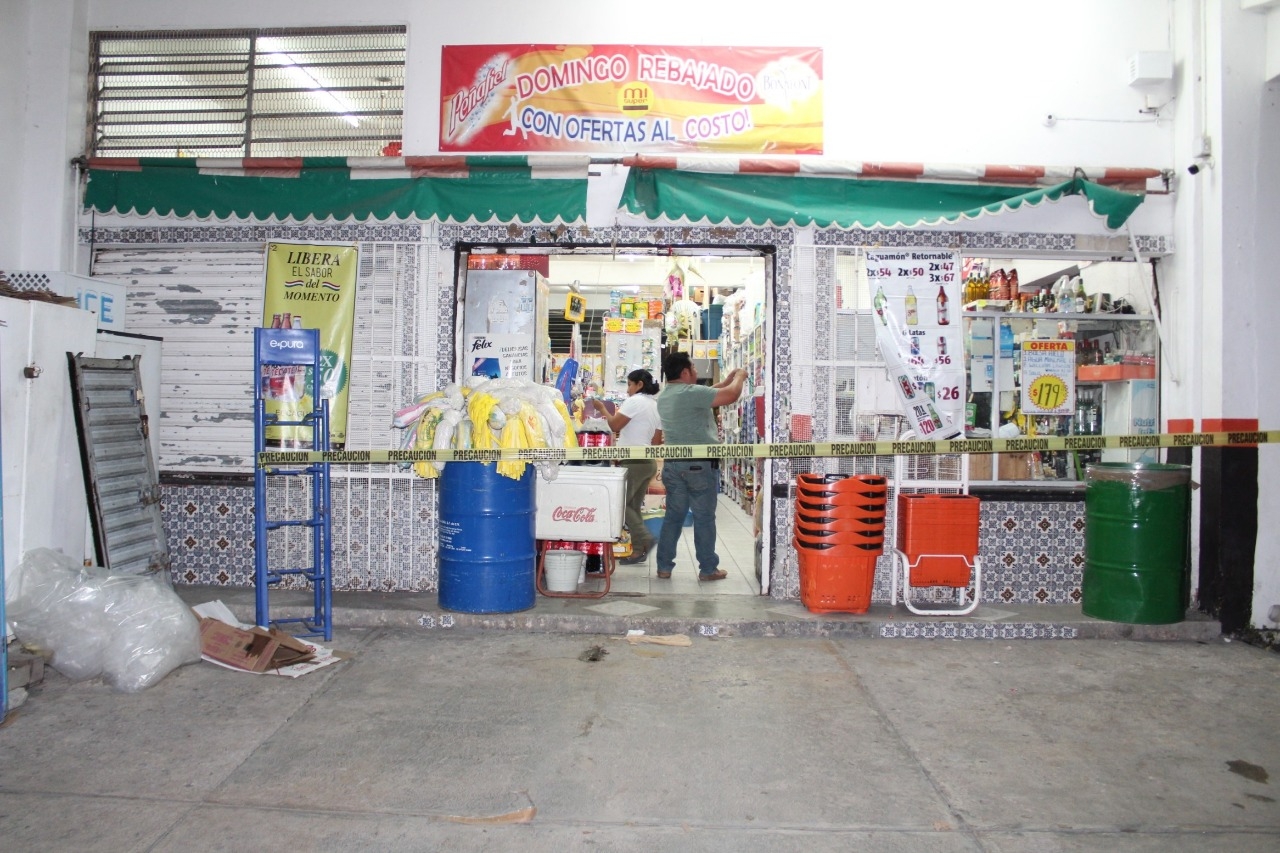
top-left (441, 44), bottom-right (823, 154)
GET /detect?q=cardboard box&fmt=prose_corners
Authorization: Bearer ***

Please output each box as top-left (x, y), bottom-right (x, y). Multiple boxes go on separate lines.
top-left (968, 453), bottom-right (992, 480)
top-left (998, 452), bottom-right (1035, 480)
top-left (967, 452), bottom-right (1036, 480)
top-left (198, 617), bottom-right (316, 672)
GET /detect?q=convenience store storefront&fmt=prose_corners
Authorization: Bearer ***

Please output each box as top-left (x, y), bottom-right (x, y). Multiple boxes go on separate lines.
top-left (78, 153), bottom-right (1177, 612)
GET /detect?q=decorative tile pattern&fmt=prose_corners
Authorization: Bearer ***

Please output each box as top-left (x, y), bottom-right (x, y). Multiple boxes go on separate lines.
top-left (812, 228), bottom-right (1170, 257)
top-left (979, 501), bottom-right (1085, 604)
top-left (163, 476), bottom-right (440, 592)
top-left (80, 223), bottom-right (422, 245)
top-left (879, 622), bottom-right (1079, 639)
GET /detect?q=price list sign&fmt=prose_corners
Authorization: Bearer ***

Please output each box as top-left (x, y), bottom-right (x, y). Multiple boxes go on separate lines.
top-left (865, 249), bottom-right (964, 439)
top-left (1020, 339), bottom-right (1077, 415)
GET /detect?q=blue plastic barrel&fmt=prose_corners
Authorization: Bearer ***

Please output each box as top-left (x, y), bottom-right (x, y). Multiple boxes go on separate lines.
top-left (438, 463), bottom-right (536, 613)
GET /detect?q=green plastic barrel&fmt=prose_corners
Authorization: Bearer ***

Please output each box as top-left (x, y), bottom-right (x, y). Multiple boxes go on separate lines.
top-left (1082, 462), bottom-right (1191, 624)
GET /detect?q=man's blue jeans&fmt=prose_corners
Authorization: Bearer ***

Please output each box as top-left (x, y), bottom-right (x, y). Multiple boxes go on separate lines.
top-left (656, 460), bottom-right (719, 575)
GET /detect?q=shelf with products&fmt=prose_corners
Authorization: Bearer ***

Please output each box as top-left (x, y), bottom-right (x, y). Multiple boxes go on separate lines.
top-left (962, 311), bottom-right (1159, 486)
top-left (718, 323), bottom-right (765, 510)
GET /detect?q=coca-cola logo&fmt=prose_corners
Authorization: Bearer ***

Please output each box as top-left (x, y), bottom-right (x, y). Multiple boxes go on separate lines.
top-left (551, 506), bottom-right (597, 523)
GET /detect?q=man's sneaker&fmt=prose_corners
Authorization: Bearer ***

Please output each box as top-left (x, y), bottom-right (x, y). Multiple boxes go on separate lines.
top-left (618, 548), bottom-right (648, 565)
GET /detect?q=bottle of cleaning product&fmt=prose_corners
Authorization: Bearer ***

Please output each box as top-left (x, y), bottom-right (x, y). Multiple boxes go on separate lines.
top-left (873, 285), bottom-right (888, 324)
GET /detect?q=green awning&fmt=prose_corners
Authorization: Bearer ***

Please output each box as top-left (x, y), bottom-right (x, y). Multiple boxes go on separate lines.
top-left (83, 156), bottom-right (589, 224)
top-left (619, 168), bottom-right (1145, 230)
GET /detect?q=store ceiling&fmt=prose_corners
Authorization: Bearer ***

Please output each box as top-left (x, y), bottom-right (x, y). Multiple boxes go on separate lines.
top-left (547, 254), bottom-right (763, 294)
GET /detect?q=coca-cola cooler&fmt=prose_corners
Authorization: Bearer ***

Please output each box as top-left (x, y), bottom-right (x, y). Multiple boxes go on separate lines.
top-left (535, 467), bottom-right (627, 542)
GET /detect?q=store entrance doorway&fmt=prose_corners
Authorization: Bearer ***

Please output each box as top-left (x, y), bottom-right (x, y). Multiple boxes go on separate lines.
top-left (456, 245), bottom-right (771, 597)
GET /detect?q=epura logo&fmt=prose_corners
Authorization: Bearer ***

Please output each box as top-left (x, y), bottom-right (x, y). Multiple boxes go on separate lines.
top-left (551, 506), bottom-right (597, 523)
top-left (268, 339), bottom-right (307, 349)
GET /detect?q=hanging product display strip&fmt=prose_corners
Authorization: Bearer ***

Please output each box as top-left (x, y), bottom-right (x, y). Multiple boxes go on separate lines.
top-left (80, 155), bottom-right (591, 224)
top-left (256, 429), bottom-right (1280, 467)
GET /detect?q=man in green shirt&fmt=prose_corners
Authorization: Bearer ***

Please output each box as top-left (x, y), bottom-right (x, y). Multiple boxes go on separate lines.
top-left (653, 352), bottom-right (747, 580)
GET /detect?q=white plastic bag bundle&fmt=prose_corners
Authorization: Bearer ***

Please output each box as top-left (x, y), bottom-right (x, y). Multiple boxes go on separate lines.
top-left (7, 548), bottom-right (202, 692)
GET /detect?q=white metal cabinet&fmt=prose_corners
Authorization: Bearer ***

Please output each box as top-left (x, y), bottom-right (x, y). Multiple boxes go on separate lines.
top-left (1101, 378), bottom-right (1159, 463)
top-left (0, 297), bottom-right (98, 586)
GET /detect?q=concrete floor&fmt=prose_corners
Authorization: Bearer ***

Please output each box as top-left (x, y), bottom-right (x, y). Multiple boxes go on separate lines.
top-left (3, 629), bottom-right (1278, 851)
top-left (3, 496), bottom-right (1272, 850)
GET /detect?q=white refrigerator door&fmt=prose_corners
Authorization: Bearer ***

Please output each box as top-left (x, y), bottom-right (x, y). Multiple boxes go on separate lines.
top-left (1, 298), bottom-right (99, 589)
top-left (1102, 379), bottom-right (1159, 463)
top-left (460, 270), bottom-right (539, 383)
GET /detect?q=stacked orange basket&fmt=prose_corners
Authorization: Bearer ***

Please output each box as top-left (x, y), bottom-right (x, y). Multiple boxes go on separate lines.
top-left (793, 474), bottom-right (887, 613)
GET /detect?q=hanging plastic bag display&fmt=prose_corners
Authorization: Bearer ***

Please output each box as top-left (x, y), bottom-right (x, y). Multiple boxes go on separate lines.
top-left (393, 377), bottom-right (577, 480)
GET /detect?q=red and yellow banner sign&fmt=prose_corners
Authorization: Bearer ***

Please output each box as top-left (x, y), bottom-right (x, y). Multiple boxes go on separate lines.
top-left (440, 44), bottom-right (823, 154)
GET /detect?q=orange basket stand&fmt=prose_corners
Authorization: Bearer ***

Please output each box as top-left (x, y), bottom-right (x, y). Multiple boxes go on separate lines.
top-left (890, 493), bottom-right (983, 616)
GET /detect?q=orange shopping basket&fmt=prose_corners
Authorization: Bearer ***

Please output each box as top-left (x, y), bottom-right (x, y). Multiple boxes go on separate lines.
top-left (889, 493), bottom-right (983, 616)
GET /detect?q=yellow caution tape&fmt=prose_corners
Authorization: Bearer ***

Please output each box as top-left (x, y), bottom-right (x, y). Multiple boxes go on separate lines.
top-left (257, 429), bottom-right (1279, 468)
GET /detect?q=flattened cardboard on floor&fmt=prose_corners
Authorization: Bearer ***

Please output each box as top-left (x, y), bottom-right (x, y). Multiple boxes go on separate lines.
top-left (197, 617), bottom-right (315, 672)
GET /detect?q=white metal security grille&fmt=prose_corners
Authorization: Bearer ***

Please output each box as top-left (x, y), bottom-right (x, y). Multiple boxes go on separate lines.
top-left (90, 235), bottom-right (440, 588)
top-left (89, 27), bottom-right (406, 157)
top-left (91, 246), bottom-right (264, 469)
top-left (791, 246), bottom-right (906, 477)
top-left (89, 239), bottom-right (434, 472)
top-left (789, 244), bottom-right (965, 548)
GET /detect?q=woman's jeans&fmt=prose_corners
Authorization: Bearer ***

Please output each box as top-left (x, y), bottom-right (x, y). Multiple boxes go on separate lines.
top-left (656, 460), bottom-right (719, 575)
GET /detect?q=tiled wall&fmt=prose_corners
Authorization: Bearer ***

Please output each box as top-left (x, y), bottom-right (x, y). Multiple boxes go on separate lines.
top-left (978, 500), bottom-right (1086, 605)
top-left (165, 482), bottom-right (1085, 605)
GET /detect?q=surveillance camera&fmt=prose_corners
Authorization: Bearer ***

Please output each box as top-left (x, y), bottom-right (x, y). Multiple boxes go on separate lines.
top-left (1187, 163), bottom-right (1201, 175)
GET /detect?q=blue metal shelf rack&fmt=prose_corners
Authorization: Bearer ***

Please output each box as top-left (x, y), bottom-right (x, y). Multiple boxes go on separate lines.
top-left (253, 328), bottom-right (333, 641)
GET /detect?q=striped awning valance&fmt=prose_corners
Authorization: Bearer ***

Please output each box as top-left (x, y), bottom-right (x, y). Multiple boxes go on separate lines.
top-left (82, 155), bottom-right (591, 224)
top-left (618, 155), bottom-right (1158, 230)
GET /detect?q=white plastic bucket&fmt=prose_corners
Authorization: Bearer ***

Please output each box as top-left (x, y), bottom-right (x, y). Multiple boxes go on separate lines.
top-left (544, 550), bottom-right (585, 592)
